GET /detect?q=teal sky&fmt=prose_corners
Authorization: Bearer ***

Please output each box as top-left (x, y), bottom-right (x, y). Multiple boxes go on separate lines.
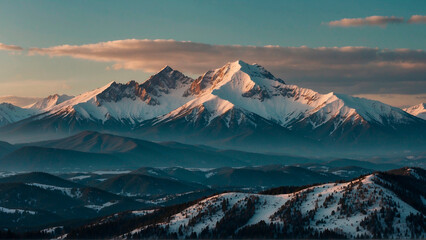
top-left (0, 0), bottom-right (425, 106)
top-left (1, 0), bottom-right (425, 48)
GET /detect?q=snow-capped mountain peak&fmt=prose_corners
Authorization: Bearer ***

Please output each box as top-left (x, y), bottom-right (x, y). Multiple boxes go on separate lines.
top-left (27, 93), bottom-right (73, 111)
top-left (186, 60), bottom-right (285, 98)
top-left (236, 60), bottom-right (285, 84)
top-left (142, 65), bottom-right (193, 94)
top-left (49, 81), bottom-right (116, 112)
top-left (404, 103), bottom-right (426, 120)
top-left (0, 103), bottom-right (40, 127)
top-left (210, 60), bottom-right (287, 101)
top-left (95, 80), bottom-right (143, 104)
top-left (157, 60), bottom-right (290, 126)
top-left (158, 65), bottom-right (174, 73)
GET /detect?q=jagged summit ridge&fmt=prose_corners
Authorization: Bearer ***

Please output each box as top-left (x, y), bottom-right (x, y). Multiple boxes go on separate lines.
top-left (140, 65), bottom-right (194, 104)
top-left (185, 60), bottom-right (285, 98)
top-left (157, 60), bottom-right (292, 126)
top-left (36, 67), bottom-right (195, 125)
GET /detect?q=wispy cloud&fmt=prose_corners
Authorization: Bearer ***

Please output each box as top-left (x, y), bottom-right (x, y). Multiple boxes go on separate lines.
top-left (328, 15), bottom-right (426, 27)
top-left (0, 43), bottom-right (23, 51)
top-left (328, 16), bottom-right (404, 27)
top-left (408, 15), bottom-right (426, 24)
top-left (28, 39), bottom-right (426, 95)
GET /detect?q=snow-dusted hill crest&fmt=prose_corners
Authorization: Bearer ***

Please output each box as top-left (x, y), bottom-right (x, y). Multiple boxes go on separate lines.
top-left (64, 167), bottom-right (426, 239)
top-left (404, 103), bottom-right (426, 120)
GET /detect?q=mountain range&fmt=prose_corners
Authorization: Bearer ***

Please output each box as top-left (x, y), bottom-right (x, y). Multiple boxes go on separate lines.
top-left (1, 130), bottom-right (421, 172)
top-left (0, 60), bottom-right (425, 156)
top-left (0, 130), bottom-right (317, 171)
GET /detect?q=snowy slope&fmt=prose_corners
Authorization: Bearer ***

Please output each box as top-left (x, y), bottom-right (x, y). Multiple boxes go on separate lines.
top-left (27, 94), bottom-right (73, 111)
top-left (126, 172), bottom-right (425, 239)
top-left (404, 103), bottom-right (426, 120)
top-left (0, 206), bottom-right (36, 215)
top-left (0, 103), bottom-right (40, 127)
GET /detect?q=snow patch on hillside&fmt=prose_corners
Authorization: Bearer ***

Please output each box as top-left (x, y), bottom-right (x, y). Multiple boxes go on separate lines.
top-left (69, 175), bottom-right (91, 180)
top-left (85, 201), bottom-right (118, 211)
top-left (0, 206), bottom-right (36, 215)
top-left (132, 209), bottom-right (157, 216)
top-left (26, 183), bottom-right (82, 198)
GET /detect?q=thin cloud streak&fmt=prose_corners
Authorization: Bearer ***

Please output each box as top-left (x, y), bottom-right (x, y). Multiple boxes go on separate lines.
top-left (328, 15), bottom-right (426, 27)
top-left (328, 16), bottom-right (404, 27)
top-left (29, 39), bottom-right (426, 95)
top-left (408, 15), bottom-right (426, 24)
top-left (0, 43), bottom-right (23, 51)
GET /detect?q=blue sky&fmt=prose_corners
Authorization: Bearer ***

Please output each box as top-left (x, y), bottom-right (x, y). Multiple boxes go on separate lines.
top-left (0, 0), bottom-right (425, 106)
top-left (1, 0), bottom-right (425, 48)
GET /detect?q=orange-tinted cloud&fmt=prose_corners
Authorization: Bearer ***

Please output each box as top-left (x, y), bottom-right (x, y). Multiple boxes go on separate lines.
top-left (29, 39), bottom-right (426, 95)
top-left (328, 16), bottom-right (404, 27)
top-left (408, 15), bottom-right (426, 24)
top-left (0, 43), bottom-right (23, 51)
